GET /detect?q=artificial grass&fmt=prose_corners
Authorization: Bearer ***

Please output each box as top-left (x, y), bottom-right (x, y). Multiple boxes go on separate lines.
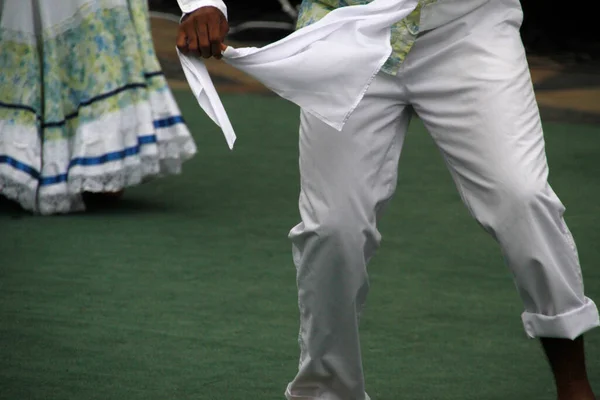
top-left (1, 92), bottom-right (598, 400)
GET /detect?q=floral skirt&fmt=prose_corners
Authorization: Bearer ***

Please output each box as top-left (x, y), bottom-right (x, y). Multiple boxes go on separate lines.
top-left (0, 0), bottom-right (196, 214)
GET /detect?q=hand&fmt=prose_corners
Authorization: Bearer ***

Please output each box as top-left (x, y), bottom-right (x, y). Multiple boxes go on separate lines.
top-left (176, 6), bottom-right (229, 59)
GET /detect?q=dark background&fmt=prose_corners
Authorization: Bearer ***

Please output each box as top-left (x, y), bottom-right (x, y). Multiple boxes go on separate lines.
top-left (149, 0), bottom-right (600, 63)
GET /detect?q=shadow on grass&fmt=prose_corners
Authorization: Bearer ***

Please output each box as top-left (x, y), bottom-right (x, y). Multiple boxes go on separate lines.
top-left (0, 194), bottom-right (171, 219)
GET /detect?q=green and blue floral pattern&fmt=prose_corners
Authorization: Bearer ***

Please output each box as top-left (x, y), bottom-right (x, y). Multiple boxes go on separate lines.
top-left (0, 0), bottom-right (164, 139)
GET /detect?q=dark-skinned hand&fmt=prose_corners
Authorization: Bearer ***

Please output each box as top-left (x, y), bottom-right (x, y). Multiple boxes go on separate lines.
top-left (176, 6), bottom-right (229, 59)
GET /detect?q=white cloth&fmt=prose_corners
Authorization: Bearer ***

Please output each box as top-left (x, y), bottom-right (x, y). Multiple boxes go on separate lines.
top-left (178, 49), bottom-right (237, 149)
top-left (177, 0), bottom-right (419, 149)
top-left (176, 0), bottom-right (228, 18)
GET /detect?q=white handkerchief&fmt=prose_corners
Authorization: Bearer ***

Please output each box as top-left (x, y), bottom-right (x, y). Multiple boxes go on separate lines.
top-left (178, 48), bottom-right (237, 149)
top-left (178, 0), bottom-right (418, 149)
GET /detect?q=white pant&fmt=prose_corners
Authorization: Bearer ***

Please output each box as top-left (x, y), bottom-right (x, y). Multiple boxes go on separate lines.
top-left (285, 1), bottom-right (600, 399)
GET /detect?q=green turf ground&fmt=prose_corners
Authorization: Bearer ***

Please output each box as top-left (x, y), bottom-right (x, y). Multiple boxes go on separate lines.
top-left (1, 92), bottom-right (599, 400)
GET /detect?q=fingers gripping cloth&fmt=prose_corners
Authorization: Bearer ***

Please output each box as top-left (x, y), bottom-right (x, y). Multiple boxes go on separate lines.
top-left (177, 0), bottom-right (419, 149)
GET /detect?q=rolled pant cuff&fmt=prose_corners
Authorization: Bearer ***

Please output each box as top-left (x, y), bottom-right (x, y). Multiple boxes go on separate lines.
top-left (522, 297), bottom-right (600, 339)
top-left (285, 384), bottom-right (371, 400)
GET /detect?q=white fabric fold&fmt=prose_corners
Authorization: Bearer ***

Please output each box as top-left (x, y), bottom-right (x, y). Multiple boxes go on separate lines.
top-left (177, 0), bottom-right (228, 18)
top-left (177, 0), bottom-right (419, 149)
top-left (178, 48), bottom-right (237, 149)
